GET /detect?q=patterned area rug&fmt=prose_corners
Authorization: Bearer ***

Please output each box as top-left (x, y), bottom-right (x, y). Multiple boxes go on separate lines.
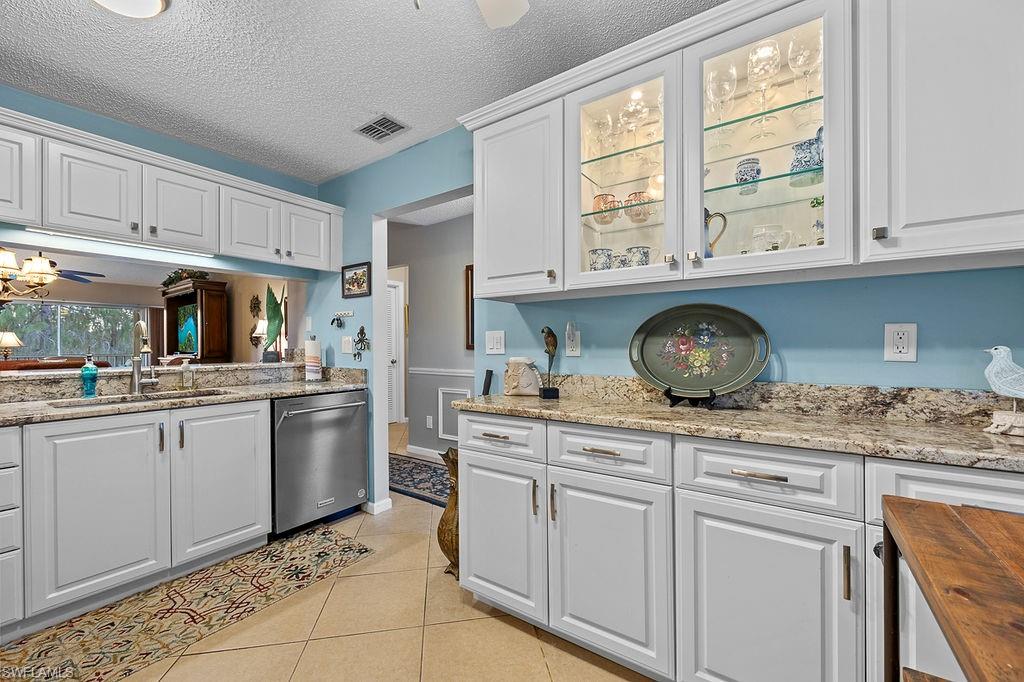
top-left (389, 453), bottom-right (450, 506)
top-left (0, 525), bottom-right (371, 681)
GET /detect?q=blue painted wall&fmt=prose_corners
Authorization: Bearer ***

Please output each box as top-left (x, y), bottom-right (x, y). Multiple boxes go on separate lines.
top-left (0, 85), bottom-right (317, 197)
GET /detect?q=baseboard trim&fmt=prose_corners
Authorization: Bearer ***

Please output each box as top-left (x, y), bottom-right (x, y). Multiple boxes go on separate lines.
top-left (402, 445), bottom-right (444, 463)
top-left (362, 498), bottom-right (393, 515)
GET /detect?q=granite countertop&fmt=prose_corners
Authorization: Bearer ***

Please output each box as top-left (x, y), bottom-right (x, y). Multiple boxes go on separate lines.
top-left (452, 395), bottom-right (1024, 473)
top-left (0, 381), bottom-right (367, 427)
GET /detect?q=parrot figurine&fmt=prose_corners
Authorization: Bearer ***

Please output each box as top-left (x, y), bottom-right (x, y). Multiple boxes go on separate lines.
top-left (541, 326), bottom-right (557, 387)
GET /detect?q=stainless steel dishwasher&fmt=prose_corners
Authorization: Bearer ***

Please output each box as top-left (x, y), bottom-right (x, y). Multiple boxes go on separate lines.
top-left (272, 389), bottom-right (368, 534)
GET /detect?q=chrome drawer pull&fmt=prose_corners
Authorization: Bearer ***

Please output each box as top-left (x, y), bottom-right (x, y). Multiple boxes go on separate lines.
top-left (582, 446), bottom-right (621, 457)
top-left (480, 432), bottom-right (510, 441)
top-left (729, 468), bottom-right (788, 483)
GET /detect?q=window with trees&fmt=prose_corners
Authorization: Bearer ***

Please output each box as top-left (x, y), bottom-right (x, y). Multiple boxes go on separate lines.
top-left (0, 302), bottom-right (147, 366)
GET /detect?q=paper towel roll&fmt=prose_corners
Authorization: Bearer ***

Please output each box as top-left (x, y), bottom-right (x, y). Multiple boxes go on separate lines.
top-left (304, 338), bottom-right (322, 381)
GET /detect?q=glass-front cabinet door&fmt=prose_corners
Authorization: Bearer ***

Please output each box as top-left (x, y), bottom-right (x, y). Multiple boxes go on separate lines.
top-left (564, 54), bottom-right (682, 289)
top-left (682, 0), bottom-right (851, 278)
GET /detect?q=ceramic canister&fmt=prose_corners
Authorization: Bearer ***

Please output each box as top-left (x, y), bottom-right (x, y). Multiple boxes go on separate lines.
top-left (504, 357), bottom-right (544, 396)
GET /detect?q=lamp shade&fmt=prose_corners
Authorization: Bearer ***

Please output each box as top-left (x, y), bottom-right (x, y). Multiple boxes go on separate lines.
top-left (0, 248), bottom-right (21, 281)
top-left (0, 332), bottom-right (23, 349)
top-left (254, 319), bottom-right (269, 336)
top-left (20, 254), bottom-right (58, 286)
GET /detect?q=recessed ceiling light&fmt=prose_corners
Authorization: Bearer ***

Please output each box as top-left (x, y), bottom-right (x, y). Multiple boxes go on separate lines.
top-left (92, 0), bottom-right (166, 18)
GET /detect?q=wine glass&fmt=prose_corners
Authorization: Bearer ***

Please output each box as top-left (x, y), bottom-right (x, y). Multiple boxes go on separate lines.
top-left (788, 28), bottom-right (824, 128)
top-left (705, 64), bottom-right (737, 153)
top-left (620, 91), bottom-right (650, 157)
top-left (746, 39), bottom-right (781, 141)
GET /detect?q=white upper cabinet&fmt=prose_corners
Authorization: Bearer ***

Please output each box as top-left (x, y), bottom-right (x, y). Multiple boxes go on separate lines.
top-left (142, 165), bottom-right (219, 253)
top-left (565, 53), bottom-right (682, 289)
top-left (474, 100), bottom-right (563, 297)
top-left (682, 0), bottom-right (853, 278)
top-left (44, 140), bottom-right (142, 240)
top-left (0, 124), bottom-right (40, 225)
top-left (281, 203), bottom-right (331, 270)
top-left (860, 0), bottom-right (1024, 261)
top-left (220, 186), bottom-right (282, 263)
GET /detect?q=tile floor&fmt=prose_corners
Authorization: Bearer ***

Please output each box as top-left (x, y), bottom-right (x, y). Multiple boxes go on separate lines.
top-left (389, 421), bottom-right (410, 456)
top-left (126, 492), bottom-right (649, 681)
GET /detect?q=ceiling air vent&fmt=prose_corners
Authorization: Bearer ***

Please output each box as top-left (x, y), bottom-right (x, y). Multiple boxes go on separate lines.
top-left (355, 115), bottom-right (408, 143)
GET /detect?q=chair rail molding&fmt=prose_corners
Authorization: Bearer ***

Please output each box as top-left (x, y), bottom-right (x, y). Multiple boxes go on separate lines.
top-left (408, 367), bottom-right (475, 378)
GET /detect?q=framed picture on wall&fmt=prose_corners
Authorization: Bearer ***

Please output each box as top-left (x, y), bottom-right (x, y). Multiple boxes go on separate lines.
top-left (464, 264), bottom-right (474, 351)
top-left (342, 261), bottom-right (371, 298)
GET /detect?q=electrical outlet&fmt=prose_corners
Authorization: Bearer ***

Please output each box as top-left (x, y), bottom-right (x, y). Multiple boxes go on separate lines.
top-left (485, 330), bottom-right (505, 355)
top-left (426, 416), bottom-right (433, 429)
top-left (565, 322), bottom-right (581, 357)
top-left (884, 323), bottom-right (917, 362)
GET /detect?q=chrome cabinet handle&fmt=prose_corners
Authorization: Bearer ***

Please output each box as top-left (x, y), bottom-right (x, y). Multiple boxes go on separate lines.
top-left (149, 225), bottom-right (157, 235)
top-left (842, 545), bottom-right (851, 601)
top-left (283, 402), bottom-right (366, 418)
top-left (686, 251), bottom-right (701, 262)
top-left (480, 432), bottom-right (509, 441)
top-left (664, 253), bottom-right (676, 264)
top-left (582, 446), bottom-right (621, 457)
top-left (549, 483), bottom-right (556, 522)
top-left (130, 222), bottom-right (140, 232)
top-left (729, 468), bottom-right (789, 483)
top-left (274, 247), bottom-right (282, 255)
top-left (546, 269), bottom-right (556, 280)
top-left (872, 226), bottom-right (888, 240)
top-left (178, 421), bottom-right (184, 449)
top-left (159, 423), bottom-right (165, 452)
top-left (531, 479), bottom-right (538, 516)
top-left (286, 250), bottom-right (293, 257)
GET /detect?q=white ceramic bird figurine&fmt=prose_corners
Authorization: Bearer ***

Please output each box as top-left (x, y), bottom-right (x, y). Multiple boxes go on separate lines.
top-left (984, 346), bottom-right (1024, 410)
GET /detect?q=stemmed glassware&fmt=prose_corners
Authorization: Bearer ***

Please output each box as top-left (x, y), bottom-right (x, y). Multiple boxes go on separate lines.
top-left (619, 90), bottom-right (650, 162)
top-left (705, 64), bottom-right (737, 154)
top-left (746, 39), bottom-right (781, 141)
top-left (788, 29), bottom-right (823, 129)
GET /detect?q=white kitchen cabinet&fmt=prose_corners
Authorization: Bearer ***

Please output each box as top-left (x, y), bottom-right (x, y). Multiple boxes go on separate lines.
top-left (281, 203), bottom-right (331, 270)
top-left (564, 53), bottom-right (682, 289)
top-left (860, 0), bottom-right (1024, 261)
top-left (459, 449), bottom-right (547, 623)
top-left (24, 412), bottom-right (170, 614)
top-left (170, 401), bottom-right (271, 565)
top-left (43, 140), bottom-right (142, 240)
top-left (473, 100), bottom-right (563, 297)
top-left (219, 186), bottom-right (282, 263)
top-left (0, 549), bottom-right (24, 625)
top-left (676, 489), bottom-right (863, 682)
top-left (548, 466), bottom-right (674, 678)
top-left (682, 0), bottom-right (853, 278)
top-left (142, 165), bottom-right (219, 253)
top-left (0, 124), bottom-right (40, 225)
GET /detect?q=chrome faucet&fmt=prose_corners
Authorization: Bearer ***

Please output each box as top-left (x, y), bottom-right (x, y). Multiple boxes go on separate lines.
top-left (130, 320), bottom-right (159, 395)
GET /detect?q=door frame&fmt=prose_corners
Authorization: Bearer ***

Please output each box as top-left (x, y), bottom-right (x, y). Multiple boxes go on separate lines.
top-left (385, 279), bottom-right (406, 423)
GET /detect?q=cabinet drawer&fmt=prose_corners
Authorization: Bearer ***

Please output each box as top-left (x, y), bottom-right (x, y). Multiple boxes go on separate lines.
top-left (0, 548), bottom-right (23, 625)
top-left (0, 508), bottom-right (21, 553)
top-left (458, 413), bottom-right (546, 463)
top-left (548, 422), bottom-right (671, 484)
top-left (0, 428), bottom-right (20, 468)
top-left (866, 458), bottom-right (1024, 525)
top-left (0, 467), bottom-right (20, 510)
top-left (675, 437), bottom-right (863, 520)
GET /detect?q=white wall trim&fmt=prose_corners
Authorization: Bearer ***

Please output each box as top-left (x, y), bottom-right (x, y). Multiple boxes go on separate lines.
top-left (385, 279), bottom-right (407, 423)
top-left (371, 215), bottom-right (390, 507)
top-left (408, 367), bottom-right (475, 378)
top-left (457, 0), bottom-right (801, 130)
top-left (437, 387), bottom-right (472, 441)
top-left (403, 445), bottom-right (445, 464)
top-left (0, 105), bottom-right (342, 216)
top-left (361, 498), bottom-right (393, 515)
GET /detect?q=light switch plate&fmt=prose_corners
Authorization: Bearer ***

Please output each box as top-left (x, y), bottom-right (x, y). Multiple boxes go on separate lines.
top-left (884, 323), bottom-right (917, 362)
top-left (485, 330), bottom-right (506, 355)
top-left (341, 336), bottom-right (354, 354)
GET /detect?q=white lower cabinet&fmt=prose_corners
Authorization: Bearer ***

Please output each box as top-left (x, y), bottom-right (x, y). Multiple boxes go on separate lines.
top-left (459, 449), bottom-right (548, 623)
top-left (24, 412), bottom-right (170, 615)
top-left (676, 489), bottom-right (863, 682)
top-left (171, 401), bottom-right (270, 565)
top-left (548, 466), bottom-right (674, 678)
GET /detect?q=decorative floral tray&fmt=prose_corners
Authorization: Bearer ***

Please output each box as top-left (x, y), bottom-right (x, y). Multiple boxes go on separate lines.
top-left (628, 304), bottom-right (770, 399)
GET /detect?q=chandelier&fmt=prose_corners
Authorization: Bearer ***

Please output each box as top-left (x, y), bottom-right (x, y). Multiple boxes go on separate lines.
top-left (0, 247), bottom-right (59, 303)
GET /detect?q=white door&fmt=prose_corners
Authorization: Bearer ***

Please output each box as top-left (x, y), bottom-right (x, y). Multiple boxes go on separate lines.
top-left (24, 412), bottom-right (170, 614)
top-left (548, 467), bottom-right (674, 678)
top-left (459, 449), bottom-right (547, 623)
top-left (676, 490), bottom-right (863, 682)
top-left (219, 186), bottom-right (281, 262)
top-left (170, 401), bottom-right (270, 566)
top-left (865, 526), bottom-right (965, 682)
top-left (682, 0), bottom-right (853, 278)
top-left (281, 203), bottom-right (331, 270)
top-left (43, 140), bottom-right (142, 240)
top-left (861, 0), bottom-right (1024, 261)
top-left (0, 124), bottom-right (40, 225)
top-left (564, 53), bottom-right (683, 289)
top-left (385, 280), bottom-right (404, 423)
top-left (142, 165), bottom-right (219, 253)
top-left (474, 100), bottom-right (563, 297)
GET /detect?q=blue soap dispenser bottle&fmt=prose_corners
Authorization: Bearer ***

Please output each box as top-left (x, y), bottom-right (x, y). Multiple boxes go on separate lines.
top-left (81, 354), bottom-right (98, 398)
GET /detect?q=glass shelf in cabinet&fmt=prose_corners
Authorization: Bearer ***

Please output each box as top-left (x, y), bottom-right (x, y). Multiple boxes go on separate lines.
top-left (704, 95), bottom-right (823, 132)
top-left (705, 166), bottom-right (822, 194)
top-left (581, 198), bottom-right (663, 218)
top-left (704, 167), bottom-right (823, 215)
top-left (582, 139), bottom-right (664, 166)
top-left (705, 121), bottom-right (823, 169)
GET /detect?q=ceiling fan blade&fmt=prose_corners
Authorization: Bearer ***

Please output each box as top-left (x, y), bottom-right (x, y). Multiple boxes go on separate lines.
top-left (475, 0), bottom-right (529, 29)
top-left (58, 270), bottom-right (106, 278)
top-left (58, 272), bottom-right (93, 284)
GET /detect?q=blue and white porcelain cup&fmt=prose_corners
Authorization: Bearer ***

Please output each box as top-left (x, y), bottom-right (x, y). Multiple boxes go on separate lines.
top-left (735, 157), bottom-right (761, 195)
top-left (612, 253), bottom-right (631, 269)
top-left (588, 248), bottom-right (613, 271)
top-left (626, 245), bottom-right (658, 267)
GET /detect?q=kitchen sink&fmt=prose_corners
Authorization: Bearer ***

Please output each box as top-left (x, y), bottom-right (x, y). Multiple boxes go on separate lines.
top-left (47, 388), bottom-right (232, 409)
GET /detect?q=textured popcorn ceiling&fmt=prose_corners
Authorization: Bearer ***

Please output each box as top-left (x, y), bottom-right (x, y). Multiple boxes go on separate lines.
top-left (392, 195), bottom-right (474, 226)
top-left (0, 0), bottom-right (724, 184)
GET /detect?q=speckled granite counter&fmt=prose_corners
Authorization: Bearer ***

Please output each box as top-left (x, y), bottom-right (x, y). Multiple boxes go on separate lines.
top-left (0, 381), bottom-right (366, 428)
top-left (452, 394), bottom-right (1024, 474)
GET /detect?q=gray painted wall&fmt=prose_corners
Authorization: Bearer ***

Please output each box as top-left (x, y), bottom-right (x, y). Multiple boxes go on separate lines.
top-left (388, 214), bottom-right (474, 454)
